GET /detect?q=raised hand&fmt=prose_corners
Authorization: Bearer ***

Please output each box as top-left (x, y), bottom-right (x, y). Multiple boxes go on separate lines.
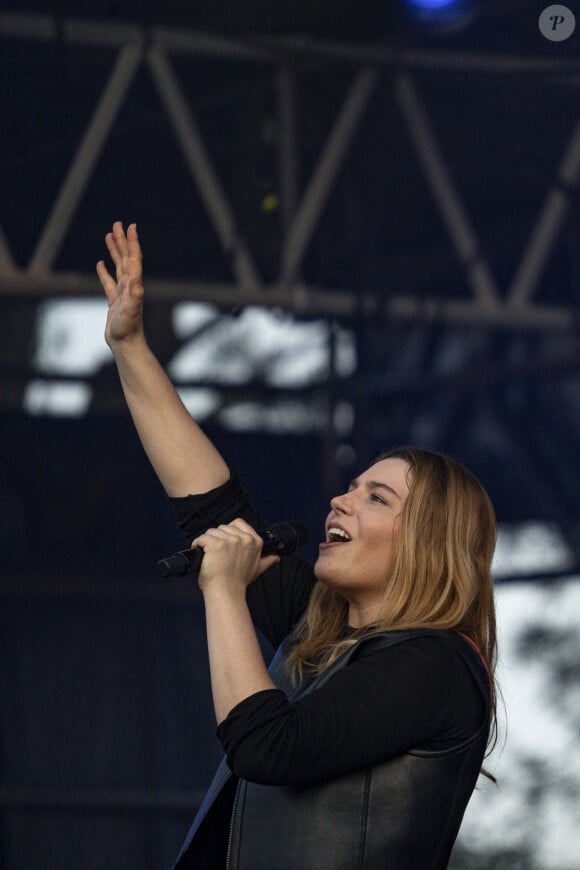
top-left (94, 218), bottom-right (231, 497)
top-left (96, 222), bottom-right (144, 347)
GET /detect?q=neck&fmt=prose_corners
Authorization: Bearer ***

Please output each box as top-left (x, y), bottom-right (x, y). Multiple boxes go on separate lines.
top-left (347, 601), bottom-right (381, 629)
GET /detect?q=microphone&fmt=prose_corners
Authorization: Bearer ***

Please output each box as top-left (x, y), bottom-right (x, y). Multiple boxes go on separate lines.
top-left (156, 521), bottom-right (308, 578)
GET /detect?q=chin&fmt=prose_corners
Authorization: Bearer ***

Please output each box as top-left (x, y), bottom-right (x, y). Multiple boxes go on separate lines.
top-left (313, 560), bottom-right (349, 593)
top-left (313, 558), bottom-right (327, 582)
top-left (313, 559), bottom-right (335, 587)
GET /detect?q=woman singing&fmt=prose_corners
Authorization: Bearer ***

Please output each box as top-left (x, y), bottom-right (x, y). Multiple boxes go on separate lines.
top-left (97, 222), bottom-right (498, 870)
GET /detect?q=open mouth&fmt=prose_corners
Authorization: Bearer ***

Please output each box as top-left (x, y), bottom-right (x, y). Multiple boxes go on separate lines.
top-left (326, 527), bottom-right (352, 543)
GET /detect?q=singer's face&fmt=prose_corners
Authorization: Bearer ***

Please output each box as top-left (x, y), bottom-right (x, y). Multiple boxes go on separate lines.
top-left (314, 458), bottom-right (411, 625)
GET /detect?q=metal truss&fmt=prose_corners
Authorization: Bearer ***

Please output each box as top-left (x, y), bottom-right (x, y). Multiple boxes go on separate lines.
top-left (1, 10), bottom-right (580, 332)
top-left (1, 13), bottom-right (579, 841)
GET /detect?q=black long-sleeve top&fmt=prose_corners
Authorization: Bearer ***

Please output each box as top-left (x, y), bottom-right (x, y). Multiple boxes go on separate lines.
top-left (172, 469), bottom-right (487, 788)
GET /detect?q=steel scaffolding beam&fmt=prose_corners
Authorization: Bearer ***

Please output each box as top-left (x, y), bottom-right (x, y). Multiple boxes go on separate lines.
top-left (1, 11), bottom-right (578, 334)
top-left (0, 269), bottom-right (575, 331)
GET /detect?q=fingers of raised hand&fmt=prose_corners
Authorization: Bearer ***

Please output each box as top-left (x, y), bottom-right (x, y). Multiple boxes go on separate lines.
top-left (102, 233), bottom-right (122, 287)
top-left (103, 224), bottom-right (122, 269)
top-left (95, 260), bottom-right (117, 299)
top-left (126, 223), bottom-right (142, 262)
top-left (103, 222), bottom-right (141, 282)
top-left (112, 221), bottom-right (129, 257)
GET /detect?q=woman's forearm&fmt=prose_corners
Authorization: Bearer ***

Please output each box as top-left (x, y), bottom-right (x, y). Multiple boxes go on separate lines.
top-left (111, 334), bottom-right (229, 497)
top-left (98, 222), bottom-right (230, 498)
top-left (202, 584), bottom-right (277, 724)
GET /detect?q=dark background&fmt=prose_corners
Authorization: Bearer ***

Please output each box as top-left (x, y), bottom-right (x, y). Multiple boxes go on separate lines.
top-left (1, 1), bottom-right (579, 867)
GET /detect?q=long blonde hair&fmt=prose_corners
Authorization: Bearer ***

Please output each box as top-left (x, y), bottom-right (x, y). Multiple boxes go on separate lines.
top-left (288, 446), bottom-right (498, 741)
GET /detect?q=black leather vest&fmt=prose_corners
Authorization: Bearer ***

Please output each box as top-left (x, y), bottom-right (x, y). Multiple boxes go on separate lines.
top-left (173, 630), bottom-right (490, 870)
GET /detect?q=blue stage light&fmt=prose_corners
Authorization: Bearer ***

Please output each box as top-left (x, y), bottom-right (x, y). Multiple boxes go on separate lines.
top-left (405, 0), bottom-right (460, 9)
top-left (402, 0), bottom-right (476, 33)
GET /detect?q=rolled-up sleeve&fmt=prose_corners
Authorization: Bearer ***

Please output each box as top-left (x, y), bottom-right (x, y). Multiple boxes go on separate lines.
top-left (172, 466), bottom-right (266, 544)
top-left (170, 467), bottom-right (316, 648)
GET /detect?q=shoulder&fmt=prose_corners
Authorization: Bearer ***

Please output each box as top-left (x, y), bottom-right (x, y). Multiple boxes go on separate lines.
top-left (356, 631), bottom-right (484, 687)
top-left (356, 629), bottom-right (480, 666)
top-left (353, 631), bottom-right (489, 741)
top-left (304, 630), bottom-right (488, 751)
top-left (274, 630), bottom-right (489, 754)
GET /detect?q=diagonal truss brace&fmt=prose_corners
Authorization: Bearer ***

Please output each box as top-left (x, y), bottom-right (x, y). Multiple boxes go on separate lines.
top-left (0, 12), bottom-right (578, 333)
top-left (147, 46), bottom-right (263, 290)
top-left (395, 73), bottom-right (500, 309)
top-left (0, 227), bottom-right (17, 275)
top-left (508, 115), bottom-right (580, 306)
top-left (395, 72), bottom-right (580, 313)
top-left (279, 68), bottom-right (378, 287)
top-left (28, 39), bottom-right (145, 274)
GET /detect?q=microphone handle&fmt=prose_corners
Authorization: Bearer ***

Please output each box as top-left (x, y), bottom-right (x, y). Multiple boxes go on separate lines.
top-left (157, 548), bottom-right (204, 577)
top-left (157, 521), bottom-right (307, 578)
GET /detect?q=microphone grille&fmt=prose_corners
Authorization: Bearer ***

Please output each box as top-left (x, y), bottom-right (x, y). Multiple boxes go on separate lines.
top-left (270, 521), bottom-right (308, 553)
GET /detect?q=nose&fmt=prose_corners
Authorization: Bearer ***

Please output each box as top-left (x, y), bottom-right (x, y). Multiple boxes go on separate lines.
top-left (330, 490), bottom-right (354, 515)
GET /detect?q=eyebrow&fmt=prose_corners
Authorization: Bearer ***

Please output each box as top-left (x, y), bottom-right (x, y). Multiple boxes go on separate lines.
top-left (349, 478), bottom-right (402, 501)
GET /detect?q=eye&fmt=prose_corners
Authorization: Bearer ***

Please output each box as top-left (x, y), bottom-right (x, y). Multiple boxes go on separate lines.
top-left (370, 493), bottom-right (386, 504)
